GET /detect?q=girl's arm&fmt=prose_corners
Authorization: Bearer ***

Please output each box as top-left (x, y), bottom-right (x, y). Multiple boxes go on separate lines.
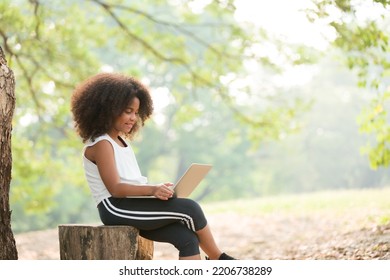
top-left (91, 140), bottom-right (173, 200)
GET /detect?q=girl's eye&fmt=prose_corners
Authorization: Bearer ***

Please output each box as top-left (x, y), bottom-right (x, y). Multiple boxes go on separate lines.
top-left (124, 110), bottom-right (139, 115)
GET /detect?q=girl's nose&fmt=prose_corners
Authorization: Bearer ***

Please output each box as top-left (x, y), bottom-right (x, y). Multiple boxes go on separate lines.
top-left (130, 112), bottom-right (137, 120)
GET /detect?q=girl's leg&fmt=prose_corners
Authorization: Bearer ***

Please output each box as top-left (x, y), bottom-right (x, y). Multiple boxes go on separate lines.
top-left (179, 254), bottom-right (201, 260)
top-left (196, 224), bottom-right (223, 260)
top-left (98, 197), bottom-right (233, 259)
top-left (140, 222), bottom-right (201, 259)
top-left (99, 197), bottom-right (208, 231)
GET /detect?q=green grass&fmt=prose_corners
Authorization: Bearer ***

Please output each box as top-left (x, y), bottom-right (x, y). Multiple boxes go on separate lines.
top-left (202, 187), bottom-right (390, 225)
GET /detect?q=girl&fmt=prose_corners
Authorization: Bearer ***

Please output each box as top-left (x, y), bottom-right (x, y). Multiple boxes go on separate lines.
top-left (70, 72), bottom-right (236, 260)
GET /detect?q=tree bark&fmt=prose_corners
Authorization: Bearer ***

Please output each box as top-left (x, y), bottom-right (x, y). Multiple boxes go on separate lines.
top-left (0, 46), bottom-right (18, 259)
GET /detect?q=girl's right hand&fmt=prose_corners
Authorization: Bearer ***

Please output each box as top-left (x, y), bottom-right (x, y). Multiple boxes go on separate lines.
top-left (153, 183), bottom-right (174, 200)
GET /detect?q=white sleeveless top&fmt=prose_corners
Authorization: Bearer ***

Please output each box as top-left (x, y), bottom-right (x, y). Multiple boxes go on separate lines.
top-left (82, 134), bottom-right (148, 205)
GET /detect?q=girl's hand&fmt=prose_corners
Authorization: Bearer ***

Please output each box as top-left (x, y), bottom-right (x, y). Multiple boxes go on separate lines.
top-left (153, 183), bottom-right (174, 200)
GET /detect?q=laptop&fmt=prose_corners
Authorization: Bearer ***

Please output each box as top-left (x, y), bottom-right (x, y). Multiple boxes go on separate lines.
top-left (127, 163), bottom-right (212, 198)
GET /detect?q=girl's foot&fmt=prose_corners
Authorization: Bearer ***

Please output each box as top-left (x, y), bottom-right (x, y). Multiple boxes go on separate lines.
top-left (218, 252), bottom-right (236, 260)
top-left (206, 252), bottom-right (237, 260)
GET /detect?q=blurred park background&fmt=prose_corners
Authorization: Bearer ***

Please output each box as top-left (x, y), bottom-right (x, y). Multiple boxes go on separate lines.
top-left (1, 0), bottom-right (390, 235)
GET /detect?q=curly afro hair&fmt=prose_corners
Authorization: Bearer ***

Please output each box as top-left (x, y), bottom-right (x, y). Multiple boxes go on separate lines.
top-left (71, 73), bottom-right (153, 142)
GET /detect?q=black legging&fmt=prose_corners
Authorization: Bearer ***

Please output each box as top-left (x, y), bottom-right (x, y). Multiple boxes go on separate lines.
top-left (97, 196), bottom-right (208, 257)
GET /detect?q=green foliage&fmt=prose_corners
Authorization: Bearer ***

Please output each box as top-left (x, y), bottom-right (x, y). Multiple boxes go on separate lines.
top-left (358, 92), bottom-right (390, 169)
top-left (307, 0), bottom-right (390, 168)
top-left (247, 57), bottom-right (390, 195)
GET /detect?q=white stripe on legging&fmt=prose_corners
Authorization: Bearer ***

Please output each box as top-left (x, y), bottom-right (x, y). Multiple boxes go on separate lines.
top-left (102, 198), bottom-right (196, 231)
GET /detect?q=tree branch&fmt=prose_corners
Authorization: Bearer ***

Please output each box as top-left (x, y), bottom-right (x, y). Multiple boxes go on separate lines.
top-left (0, 30), bottom-right (43, 117)
top-left (89, 1), bottom-right (278, 128)
top-left (91, 0), bottom-right (188, 65)
top-left (29, 0), bottom-right (42, 40)
top-left (89, 0), bottom-right (259, 62)
top-left (92, 0), bottom-right (227, 59)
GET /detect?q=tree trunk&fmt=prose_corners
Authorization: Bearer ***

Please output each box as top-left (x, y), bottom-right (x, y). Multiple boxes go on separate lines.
top-left (0, 46), bottom-right (18, 259)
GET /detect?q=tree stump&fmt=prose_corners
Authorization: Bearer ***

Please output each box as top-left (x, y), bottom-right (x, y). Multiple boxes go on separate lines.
top-left (58, 224), bottom-right (153, 260)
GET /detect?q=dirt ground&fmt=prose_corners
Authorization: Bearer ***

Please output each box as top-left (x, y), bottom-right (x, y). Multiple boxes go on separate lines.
top-left (14, 211), bottom-right (390, 260)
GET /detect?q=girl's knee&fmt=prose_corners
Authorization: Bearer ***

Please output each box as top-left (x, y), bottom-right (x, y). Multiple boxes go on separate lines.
top-left (180, 199), bottom-right (207, 231)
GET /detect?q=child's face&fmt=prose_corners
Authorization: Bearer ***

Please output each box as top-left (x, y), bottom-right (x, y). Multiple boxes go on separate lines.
top-left (112, 97), bottom-right (140, 134)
